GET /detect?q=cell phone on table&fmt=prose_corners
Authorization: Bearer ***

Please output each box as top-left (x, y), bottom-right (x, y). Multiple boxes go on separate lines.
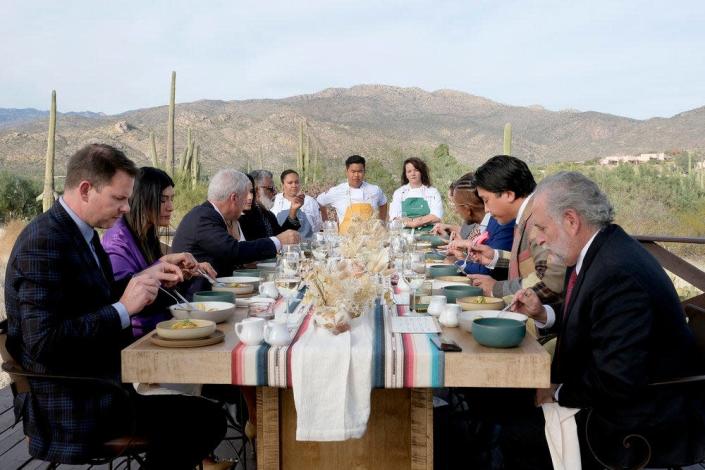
top-left (430, 335), bottom-right (462, 352)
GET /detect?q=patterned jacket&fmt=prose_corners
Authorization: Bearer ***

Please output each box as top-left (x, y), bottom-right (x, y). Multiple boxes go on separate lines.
top-left (491, 196), bottom-right (566, 303)
top-left (5, 202), bottom-right (133, 463)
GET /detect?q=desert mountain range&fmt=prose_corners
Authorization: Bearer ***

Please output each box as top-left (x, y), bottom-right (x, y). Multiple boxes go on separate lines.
top-left (1, 84), bottom-right (704, 177)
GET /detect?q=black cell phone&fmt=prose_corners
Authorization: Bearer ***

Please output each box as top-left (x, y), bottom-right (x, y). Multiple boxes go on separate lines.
top-left (430, 335), bottom-right (462, 352)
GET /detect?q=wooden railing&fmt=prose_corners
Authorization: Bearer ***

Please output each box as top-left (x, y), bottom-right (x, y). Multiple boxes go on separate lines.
top-left (634, 235), bottom-right (705, 308)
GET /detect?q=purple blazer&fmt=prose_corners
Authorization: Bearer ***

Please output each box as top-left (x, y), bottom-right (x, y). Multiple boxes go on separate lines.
top-left (101, 217), bottom-right (171, 337)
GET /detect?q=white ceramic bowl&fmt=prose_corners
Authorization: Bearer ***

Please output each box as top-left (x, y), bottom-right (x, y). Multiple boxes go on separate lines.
top-left (169, 301), bottom-right (236, 324)
top-left (459, 310), bottom-right (528, 333)
top-left (156, 318), bottom-right (216, 340)
top-left (457, 296), bottom-right (505, 311)
top-left (214, 276), bottom-right (261, 295)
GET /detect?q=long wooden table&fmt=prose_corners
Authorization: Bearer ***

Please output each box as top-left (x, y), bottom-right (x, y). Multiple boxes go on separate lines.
top-left (122, 311), bottom-right (550, 470)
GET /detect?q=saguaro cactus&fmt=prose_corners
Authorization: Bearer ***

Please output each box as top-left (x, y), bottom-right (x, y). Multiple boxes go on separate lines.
top-left (297, 121), bottom-right (304, 175)
top-left (42, 90), bottom-right (57, 212)
top-left (191, 145), bottom-right (200, 187)
top-left (503, 123), bottom-right (512, 155)
top-left (165, 71), bottom-right (176, 176)
top-left (179, 128), bottom-right (194, 173)
top-left (304, 134), bottom-right (311, 185)
top-left (149, 131), bottom-right (159, 167)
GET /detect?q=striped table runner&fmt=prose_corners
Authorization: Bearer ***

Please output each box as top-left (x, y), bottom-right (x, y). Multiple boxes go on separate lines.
top-left (373, 298), bottom-right (445, 388)
top-left (231, 293), bottom-right (313, 386)
top-left (232, 294), bottom-right (444, 388)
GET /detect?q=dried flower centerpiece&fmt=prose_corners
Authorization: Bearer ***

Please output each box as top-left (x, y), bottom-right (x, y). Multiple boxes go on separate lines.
top-left (303, 217), bottom-right (394, 334)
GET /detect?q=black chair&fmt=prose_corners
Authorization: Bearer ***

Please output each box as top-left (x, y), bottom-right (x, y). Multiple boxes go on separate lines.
top-left (0, 319), bottom-right (152, 469)
top-left (583, 304), bottom-right (705, 470)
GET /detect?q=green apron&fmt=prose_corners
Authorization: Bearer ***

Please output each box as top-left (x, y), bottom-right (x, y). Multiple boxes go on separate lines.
top-left (402, 197), bottom-right (433, 232)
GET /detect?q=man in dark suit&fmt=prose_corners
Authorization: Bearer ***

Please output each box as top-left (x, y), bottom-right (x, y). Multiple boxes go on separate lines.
top-left (509, 171), bottom-right (705, 469)
top-left (5, 144), bottom-right (226, 467)
top-left (173, 168), bottom-right (299, 294)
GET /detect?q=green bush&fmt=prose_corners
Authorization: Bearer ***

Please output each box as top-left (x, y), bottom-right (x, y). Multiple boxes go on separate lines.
top-left (0, 172), bottom-right (41, 223)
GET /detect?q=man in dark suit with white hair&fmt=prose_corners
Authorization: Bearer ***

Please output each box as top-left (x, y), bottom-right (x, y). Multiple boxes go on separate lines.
top-left (508, 171), bottom-right (705, 469)
top-left (172, 168), bottom-right (299, 294)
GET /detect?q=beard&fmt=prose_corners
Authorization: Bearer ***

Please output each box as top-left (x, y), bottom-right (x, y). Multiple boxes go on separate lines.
top-left (545, 228), bottom-right (572, 264)
top-left (258, 193), bottom-right (274, 210)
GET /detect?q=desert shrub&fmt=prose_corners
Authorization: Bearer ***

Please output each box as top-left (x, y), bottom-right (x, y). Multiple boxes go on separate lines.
top-left (0, 172), bottom-right (41, 223)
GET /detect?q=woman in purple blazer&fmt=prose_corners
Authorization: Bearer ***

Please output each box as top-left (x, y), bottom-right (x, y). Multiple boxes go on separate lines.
top-left (102, 167), bottom-right (215, 337)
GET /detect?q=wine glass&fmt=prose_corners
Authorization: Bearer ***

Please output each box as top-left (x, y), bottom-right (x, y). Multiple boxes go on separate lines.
top-left (275, 263), bottom-right (300, 317)
top-left (311, 233), bottom-right (328, 261)
top-left (402, 252), bottom-right (427, 314)
top-left (280, 250), bottom-right (301, 277)
top-left (388, 218), bottom-right (404, 236)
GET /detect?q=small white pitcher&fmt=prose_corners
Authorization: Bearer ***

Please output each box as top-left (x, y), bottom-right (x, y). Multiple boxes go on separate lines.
top-left (264, 319), bottom-right (291, 347)
top-left (427, 295), bottom-right (447, 317)
top-left (439, 304), bottom-right (461, 328)
top-left (259, 281), bottom-right (280, 299)
top-left (234, 317), bottom-right (265, 346)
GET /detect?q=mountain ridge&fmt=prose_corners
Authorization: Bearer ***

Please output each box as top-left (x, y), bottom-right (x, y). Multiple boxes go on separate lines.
top-left (1, 84), bottom-right (703, 177)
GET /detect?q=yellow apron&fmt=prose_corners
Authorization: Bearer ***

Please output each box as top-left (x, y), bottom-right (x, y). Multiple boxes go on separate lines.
top-left (339, 202), bottom-right (374, 235)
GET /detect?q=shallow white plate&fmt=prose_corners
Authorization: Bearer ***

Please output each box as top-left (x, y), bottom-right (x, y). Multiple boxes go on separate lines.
top-left (216, 276), bottom-right (261, 284)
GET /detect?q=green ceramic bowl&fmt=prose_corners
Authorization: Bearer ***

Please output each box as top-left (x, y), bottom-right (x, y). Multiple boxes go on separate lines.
top-left (193, 290), bottom-right (235, 303)
top-left (472, 318), bottom-right (526, 348)
top-left (428, 265), bottom-right (460, 278)
top-left (442, 285), bottom-right (483, 303)
top-left (418, 234), bottom-right (446, 247)
top-left (425, 251), bottom-right (446, 261)
top-left (232, 269), bottom-right (261, 278)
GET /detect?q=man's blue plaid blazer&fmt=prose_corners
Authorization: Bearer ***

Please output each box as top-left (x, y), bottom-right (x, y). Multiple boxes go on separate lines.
top-left (5, 201), bottom-right (133, 464)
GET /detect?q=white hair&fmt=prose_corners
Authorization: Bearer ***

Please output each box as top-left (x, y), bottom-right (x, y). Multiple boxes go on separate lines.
top-left (250, 169), bottom-right (273, 185)
top-left (207, 169), bottom-right (250, 201)
top-left (536, 171), bottom-right (614, 229)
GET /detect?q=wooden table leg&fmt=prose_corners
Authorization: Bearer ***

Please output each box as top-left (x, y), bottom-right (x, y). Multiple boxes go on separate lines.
top-left (410, 388), bottom-right (433, 470)
top-left (259, 387), bottom-right (433, 470)
top-left (257, 386), bottom-right (280, 470)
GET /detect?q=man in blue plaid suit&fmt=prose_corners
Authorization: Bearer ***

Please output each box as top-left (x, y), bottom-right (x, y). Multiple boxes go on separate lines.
top-left (5, 144), bottom-right (226, 467)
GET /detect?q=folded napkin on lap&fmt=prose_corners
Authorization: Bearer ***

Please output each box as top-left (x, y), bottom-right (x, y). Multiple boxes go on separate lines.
top-left (541, 402), bottom-right (582, 470)
top-left (134, 383), bottom-right (202, 396)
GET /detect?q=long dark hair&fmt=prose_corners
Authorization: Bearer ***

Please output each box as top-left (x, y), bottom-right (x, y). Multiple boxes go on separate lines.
top-left (401, 157), bottom-right (431, 186)
top-left (123, 167), bottom-right (174, 264)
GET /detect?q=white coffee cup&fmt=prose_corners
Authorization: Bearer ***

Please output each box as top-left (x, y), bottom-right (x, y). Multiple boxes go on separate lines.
top-left (234, 317), bottom-right (265, 346)
top-left (259, 281), bottom-right (279, 299)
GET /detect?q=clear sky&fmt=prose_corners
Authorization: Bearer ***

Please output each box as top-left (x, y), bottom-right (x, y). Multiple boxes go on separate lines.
top-left (2, 0), bottom-right (704, 119)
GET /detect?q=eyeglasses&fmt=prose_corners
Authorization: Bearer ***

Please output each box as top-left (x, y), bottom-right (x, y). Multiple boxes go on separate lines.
top-left (258, 186), bottom-right (276, 193)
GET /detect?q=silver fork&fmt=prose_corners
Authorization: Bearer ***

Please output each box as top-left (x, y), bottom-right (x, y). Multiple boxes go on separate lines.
top-left (458, 249), bottom-right (472, 273)
top-left (159, 287), bottom-right (195, 315)
top-left (197, 268), bottom-right (224, 287)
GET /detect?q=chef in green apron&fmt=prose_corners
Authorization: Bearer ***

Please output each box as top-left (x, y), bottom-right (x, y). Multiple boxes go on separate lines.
top-left (389, 157), bottom-right (444, 232)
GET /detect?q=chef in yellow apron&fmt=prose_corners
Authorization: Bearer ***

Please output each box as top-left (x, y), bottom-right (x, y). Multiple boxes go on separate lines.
top-left (316, 155), bottom-right (388, 234)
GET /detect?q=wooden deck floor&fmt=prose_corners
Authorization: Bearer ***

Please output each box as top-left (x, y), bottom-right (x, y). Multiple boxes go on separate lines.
top-left (0, 386), bottom-right (254, 469)
top-left (2, 385), bottom-right (704, 470)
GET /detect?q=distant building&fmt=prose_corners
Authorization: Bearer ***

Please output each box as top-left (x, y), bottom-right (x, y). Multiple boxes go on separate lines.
top-left (598, 153), bottom-right (669, 165)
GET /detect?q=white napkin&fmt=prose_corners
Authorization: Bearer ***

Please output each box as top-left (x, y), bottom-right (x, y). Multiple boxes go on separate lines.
top-left (133, 383), bottom-right (202, 396)
top-left (541, 403), bottom-right (582, 470)
top-left (291, 310), bottom-right (374, 441)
